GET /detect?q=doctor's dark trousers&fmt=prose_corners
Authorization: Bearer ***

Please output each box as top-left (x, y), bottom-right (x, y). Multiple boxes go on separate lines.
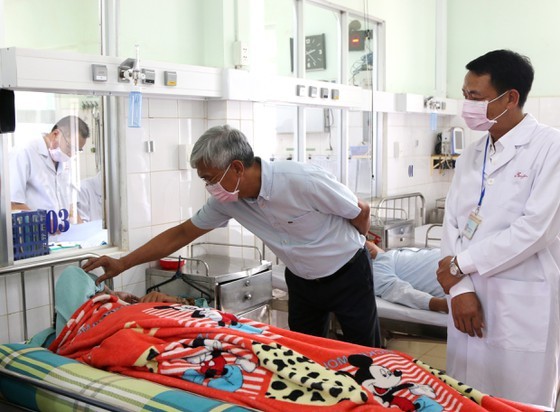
top-left (285, 247), bottom-right (381, 347)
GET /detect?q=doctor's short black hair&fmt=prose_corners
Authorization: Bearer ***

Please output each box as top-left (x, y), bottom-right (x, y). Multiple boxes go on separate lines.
top-left (52, 115), bottom-right (90, 139)
top-left (466, 49), bottom-right (534, 108)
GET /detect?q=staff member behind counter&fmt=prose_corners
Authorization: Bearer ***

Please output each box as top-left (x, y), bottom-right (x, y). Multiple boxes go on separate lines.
top-left (10, 115), bottom-right (90, 214)
top-left (84, 125), bottom-right (380, 347)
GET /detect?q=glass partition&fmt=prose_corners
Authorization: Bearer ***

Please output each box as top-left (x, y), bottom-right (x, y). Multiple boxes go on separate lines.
top-left (346, 14), bottom-right (377, 89)
top-left (7, 92), bottom-right (107, 258)
top-left (2, 0), bottom-right (100, 53)
top-left (254, 104), bottom-right (298, 161)
top-left (303, 2), bottom-right (341, 82)
top-left (119, 0), bottom-right (213, 66)
top-left (305, 107), bottom-right (341, 180)
top-left (264, 0), bottom-right (296, 77)
top-left (348, 110), bottom-right (375, 200)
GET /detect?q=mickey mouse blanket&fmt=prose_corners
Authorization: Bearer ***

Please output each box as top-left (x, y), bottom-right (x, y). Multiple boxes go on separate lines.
top-left (49, 295), bottom-right (543, 412)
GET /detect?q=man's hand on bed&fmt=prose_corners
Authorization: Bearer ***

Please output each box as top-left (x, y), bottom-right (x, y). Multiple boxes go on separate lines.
top-left (450, 292), bottom-right (484, 337)
top-left (429, 297), bottom-right (449, 313)
top-left (436, 256), bottom-right (462, 294)
top-left (82, 256), bottom-right (126, 285)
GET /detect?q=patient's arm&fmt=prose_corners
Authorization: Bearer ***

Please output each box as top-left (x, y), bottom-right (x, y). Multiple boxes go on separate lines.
top-left (429, 297), bottom-right (448, 313)
top-left (379, 279), bottom-right (439, 311)
top-left (365, 240), bottom-right (385, 259)
top-left (139, 291), bottom-right (195, 305)
top-left (373, 253), bottom-right (435, 311)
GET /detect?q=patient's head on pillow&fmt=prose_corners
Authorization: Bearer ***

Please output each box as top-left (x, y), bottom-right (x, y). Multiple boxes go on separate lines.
top-left (55, 266), bottom-right (105, 336)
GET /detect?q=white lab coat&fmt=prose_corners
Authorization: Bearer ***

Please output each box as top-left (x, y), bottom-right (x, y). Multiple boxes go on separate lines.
top-left (9, 136), bottom-right (72, 212)
top-left (442, 114), bottom-right (560, 408)
top-left (77, 172), bottom-right (103, 222)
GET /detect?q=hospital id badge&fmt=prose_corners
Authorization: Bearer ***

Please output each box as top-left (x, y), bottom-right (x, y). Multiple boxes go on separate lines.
top-left (463, 211), bottom-right (482, 240)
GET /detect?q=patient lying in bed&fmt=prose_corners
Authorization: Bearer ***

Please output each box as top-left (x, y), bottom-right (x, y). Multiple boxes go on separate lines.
top-left (18, 265), bottom-right (543, 412)
top-left (366, 241), bottom-right (448, 313)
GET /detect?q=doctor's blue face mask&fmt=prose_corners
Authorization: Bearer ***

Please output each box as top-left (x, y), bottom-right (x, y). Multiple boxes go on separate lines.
top-left (461, 90), bottom-right (510, 131)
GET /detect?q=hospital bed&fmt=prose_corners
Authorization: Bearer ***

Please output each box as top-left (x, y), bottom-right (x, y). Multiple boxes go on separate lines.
top-left (0, 253), bottom-right (555, 411)
top-left (375, 223), bottom-right (447, 342)
top-left (368, 193), bottom-right (447, 341)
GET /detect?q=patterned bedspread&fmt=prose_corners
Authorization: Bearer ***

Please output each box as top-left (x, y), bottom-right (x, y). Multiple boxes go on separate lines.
top-left (38, 294), bottom-right (544, 412)
top-left (0, 343), bottom-right (249, 411)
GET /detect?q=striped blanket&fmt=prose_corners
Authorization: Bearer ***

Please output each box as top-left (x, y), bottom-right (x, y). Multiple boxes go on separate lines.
top-left (0, 343), bottom-right (250, 411)
top-left (39, 294), bottom-right (543, 411)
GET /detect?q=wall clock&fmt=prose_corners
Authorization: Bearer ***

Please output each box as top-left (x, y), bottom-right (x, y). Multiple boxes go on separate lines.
top-left (305, 34), bottom-right (326, 71)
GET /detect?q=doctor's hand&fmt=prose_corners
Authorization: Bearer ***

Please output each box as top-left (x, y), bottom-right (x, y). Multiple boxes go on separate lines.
top-left (436, 256), bottom-right (462, 294)
top-left (450, 292), bottom-right (484, 338)
top-left (82, 255), bottom-right (126, 285)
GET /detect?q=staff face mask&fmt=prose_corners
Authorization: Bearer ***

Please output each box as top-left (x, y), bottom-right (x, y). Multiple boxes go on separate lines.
top-left (461, 90), bottom-right (509, 131)
top-left (48, 147), bottom-right (71, 163)
top-left (205, 163), bottom-right (240, 203)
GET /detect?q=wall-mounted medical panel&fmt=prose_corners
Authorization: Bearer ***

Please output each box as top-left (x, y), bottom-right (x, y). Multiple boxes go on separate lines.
top-left (222, 68), bottom-right (372, 111)
top-left (0, 48), bottom-right (222, 99)
top-left (395, 93), bottom-right (458, 115)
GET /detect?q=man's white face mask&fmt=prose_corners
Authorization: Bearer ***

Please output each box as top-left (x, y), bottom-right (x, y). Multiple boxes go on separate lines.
top-left (48, 147), bottom-right (71, 163)
top-left (461, 90), bottom-right (509, 131)
top-left (205, 163), bottom-right (240, 203)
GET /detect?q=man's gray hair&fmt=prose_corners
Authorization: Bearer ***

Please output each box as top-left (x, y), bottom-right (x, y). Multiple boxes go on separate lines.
top-left (190, 125), bottom-right (254, 169)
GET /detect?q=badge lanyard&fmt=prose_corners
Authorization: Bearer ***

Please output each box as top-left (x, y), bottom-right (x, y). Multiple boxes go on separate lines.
top-left (463, 135), bottom-right (490, 240)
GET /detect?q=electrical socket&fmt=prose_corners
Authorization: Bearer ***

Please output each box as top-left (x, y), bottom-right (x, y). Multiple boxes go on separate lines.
top-left (233, 41), bottom-right (250, 67)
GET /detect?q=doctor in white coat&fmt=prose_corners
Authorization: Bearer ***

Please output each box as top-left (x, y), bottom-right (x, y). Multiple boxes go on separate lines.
top-left (437, 49), bottom-right (560, 408)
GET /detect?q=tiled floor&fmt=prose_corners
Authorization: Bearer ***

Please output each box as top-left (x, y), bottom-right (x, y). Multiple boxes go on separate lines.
top-left (386, 336), bottom-right (447, 371)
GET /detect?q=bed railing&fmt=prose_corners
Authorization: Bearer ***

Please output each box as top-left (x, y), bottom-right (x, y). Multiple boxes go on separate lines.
top-left (424, 223), bottom-right (443, 247)
top-left (0, 367), bottom-right (129, 412)
top-left (0, 253), bottom-right (106, 341)
top-left (371, 192), bottom-right (426, 227)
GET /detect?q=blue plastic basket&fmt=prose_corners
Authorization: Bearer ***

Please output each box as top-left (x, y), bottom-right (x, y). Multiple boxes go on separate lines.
top-left (12, 210), bottom-right (49, 260)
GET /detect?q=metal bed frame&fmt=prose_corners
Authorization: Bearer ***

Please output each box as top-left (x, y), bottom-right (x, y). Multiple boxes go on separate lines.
top-left (424, 223), bottom-right (443, 247)
top-left (0, 252), bottom-right (122, 411)
top-left (0, 252), bottom-right (109, 341)
top-left (368, 192), bottom-right (425, 250)
top-left (370, 192), bottom-right (426, 227)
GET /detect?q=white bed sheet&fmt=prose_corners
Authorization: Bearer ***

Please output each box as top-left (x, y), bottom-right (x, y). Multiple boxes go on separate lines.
top-left (376, 298), bottom-right (447, 327)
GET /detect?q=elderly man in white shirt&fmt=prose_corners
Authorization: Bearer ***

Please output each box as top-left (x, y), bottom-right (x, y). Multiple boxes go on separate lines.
top-left (84, 124), bottom-right (380, 347)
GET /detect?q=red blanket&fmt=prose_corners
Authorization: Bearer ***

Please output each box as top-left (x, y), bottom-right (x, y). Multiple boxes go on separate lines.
top-left (49, 295), bottom-right (543, 412)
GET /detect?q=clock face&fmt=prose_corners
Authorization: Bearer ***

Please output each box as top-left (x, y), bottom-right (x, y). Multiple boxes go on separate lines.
top-left (305, 34), bottom-right (326, 71)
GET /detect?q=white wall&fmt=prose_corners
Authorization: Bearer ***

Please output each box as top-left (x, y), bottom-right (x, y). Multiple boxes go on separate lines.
top-left (447, 0), bottom-right (560, 99)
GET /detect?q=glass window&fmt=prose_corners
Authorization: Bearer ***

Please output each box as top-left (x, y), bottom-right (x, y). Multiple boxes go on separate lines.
top-left (303, 2), bottom-right (341, 82)
top-left (3, 0), bottom-right (100, 53)
top-left (254, 104), bottom-right (298, 161)
top-left (118, 0), bottom-right (209, 66)
top-left (7, 92), bottom-right (107, 259)
top-left (348, 110), bottom-right (376, 200)
top-left (347, 14), bottom-right (377, 89)
top-left (263, 0), bottom-right (296, 77)
top-left (305, 107), bottom-right (341, 180)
